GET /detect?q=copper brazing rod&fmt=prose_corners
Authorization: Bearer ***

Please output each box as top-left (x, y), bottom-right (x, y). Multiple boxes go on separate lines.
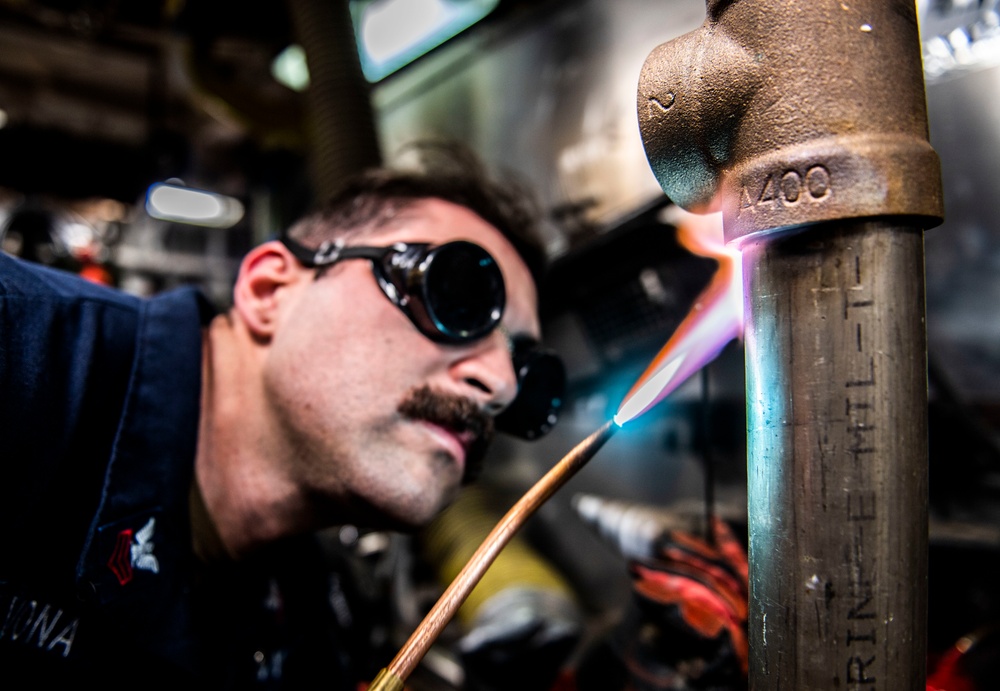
top-left (368, 419), bottom-right (619, 690)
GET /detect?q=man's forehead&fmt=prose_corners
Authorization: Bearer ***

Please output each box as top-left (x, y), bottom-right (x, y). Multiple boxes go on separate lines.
top-left (375, 197), bottom-right (488, 231)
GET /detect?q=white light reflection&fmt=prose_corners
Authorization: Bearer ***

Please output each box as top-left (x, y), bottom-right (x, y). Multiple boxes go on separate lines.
top-left (271, 44), bottom-right (310, 91)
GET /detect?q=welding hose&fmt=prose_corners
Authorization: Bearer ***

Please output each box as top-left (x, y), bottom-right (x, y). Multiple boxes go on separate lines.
top-left (420, 485), bottom-right (581, 634)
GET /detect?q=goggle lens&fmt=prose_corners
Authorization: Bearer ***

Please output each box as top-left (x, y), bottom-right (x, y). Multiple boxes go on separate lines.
top-left (495, 340), bottom-right (566, 440)
top-left (410, 242), bottom-right (504, 342)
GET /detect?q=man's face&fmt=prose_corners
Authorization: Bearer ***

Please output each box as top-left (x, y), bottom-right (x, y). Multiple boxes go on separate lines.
top-left (262, 198), bottom-right (541, 529)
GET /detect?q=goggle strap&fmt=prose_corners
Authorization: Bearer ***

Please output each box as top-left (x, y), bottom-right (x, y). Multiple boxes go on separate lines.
top-left (280, 235), bottom-right (334, 267)
top-left (329, 245), bottom-right (394, 265)
top-left (281, 236), bottom-right (393, 268)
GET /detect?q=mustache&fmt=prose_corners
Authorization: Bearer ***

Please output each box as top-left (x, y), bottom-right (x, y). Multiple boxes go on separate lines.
top-left (398, 385), bottom-right (495, 484)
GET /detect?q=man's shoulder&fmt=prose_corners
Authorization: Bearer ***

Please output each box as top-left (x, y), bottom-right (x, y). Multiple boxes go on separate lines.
top-left (0, 252), bottom-right (214, 325)
top-left (0, 252), bottom-right (130, 299)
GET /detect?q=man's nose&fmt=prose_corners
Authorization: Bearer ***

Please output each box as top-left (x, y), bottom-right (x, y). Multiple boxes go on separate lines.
top-left (450, 330), bottom-right (518, 414)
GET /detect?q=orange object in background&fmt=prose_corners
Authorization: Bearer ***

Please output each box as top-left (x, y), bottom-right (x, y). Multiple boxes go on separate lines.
top-left (78, 260), bottom-right (114, 286)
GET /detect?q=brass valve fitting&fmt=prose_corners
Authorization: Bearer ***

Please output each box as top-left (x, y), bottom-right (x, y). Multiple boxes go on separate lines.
top-left (637, 0), bottom-right (944, 243)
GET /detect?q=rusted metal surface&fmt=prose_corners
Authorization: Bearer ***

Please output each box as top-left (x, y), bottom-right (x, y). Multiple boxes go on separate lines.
top-left (637, 0), bottom-right (943, 242)
top-left (636, 1), bottom-right (944, 688)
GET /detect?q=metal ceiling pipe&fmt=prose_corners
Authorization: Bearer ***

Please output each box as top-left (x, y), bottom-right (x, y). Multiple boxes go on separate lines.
top-left (287, 0), bottom-right (383, 198)
top-left (637, 1), bottom-right (944, 687)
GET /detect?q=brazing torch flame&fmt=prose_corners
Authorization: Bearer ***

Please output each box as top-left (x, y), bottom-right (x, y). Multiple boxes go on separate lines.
top-left (614, 207), bottom-right (744, 426)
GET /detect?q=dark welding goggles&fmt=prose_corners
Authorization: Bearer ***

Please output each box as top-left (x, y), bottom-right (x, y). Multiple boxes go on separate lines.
top-left (280, 235), bottom-right (565, 439)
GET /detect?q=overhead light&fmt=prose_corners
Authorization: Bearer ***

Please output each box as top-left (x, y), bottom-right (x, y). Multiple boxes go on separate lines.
top-left (354, 0), bottom-right (499, 81)
top-left (145, 182), bottom-right (245, 228)
top-left (271, 0), bottom-right (499, 88)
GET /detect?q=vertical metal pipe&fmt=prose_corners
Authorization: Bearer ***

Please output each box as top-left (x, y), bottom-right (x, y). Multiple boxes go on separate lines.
top-left (635, 2), bottom-right (944, 685)
top-left (742, 219), bottom-right (929, 688)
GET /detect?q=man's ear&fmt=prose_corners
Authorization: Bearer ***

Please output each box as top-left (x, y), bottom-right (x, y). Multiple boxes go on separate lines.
top-left (232, 240), bottom-right (305, 339)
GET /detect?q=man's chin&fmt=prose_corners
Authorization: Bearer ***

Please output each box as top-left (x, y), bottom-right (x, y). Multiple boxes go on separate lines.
top-left (379, 487), bottom-right (463, 532)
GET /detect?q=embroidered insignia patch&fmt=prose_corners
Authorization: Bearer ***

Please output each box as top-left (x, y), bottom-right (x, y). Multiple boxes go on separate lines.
top-left (107, 517), bottom-right (160, 585)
